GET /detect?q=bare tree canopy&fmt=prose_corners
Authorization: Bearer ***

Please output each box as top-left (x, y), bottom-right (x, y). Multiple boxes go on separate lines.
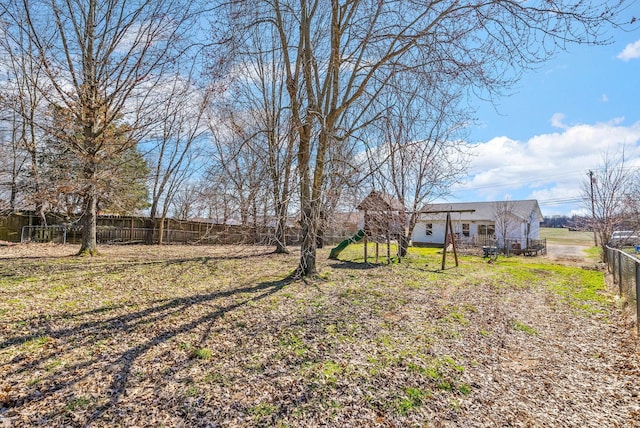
top-left (0, 5), bottom-right (49, 219)
top-left (0, 0), bottom-right (633, 269)
top-left (582, 151), bottom-right (639, 257)
top-left (144, 70), bottom-right (210, 244)
top-left (1, 0), bottom-right (204, 254)
top-left (366, 72), bottom-right (471, 251)
top-left (217, 0), bottom-right (630, 276)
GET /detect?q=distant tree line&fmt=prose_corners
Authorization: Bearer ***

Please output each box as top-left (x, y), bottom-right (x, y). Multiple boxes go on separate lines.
top-left (541, 216), bottom-right (592, 230)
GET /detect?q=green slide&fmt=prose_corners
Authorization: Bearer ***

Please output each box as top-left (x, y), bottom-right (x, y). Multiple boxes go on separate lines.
top-left (329, 229), bottom-right (365, 259)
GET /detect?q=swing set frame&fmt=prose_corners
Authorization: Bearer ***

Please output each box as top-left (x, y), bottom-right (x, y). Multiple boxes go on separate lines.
top-left (418, 209), bottom-right (476, 270)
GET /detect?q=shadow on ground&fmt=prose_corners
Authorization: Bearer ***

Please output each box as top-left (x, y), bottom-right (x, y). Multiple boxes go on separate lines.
top-left (1, 269), bottom-right (293, 425)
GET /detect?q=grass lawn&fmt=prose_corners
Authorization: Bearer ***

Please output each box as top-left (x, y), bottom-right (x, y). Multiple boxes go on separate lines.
top-left (540, 227), bottom-right (595, 246)
top-left (0, 243), bottom-right (638, 427)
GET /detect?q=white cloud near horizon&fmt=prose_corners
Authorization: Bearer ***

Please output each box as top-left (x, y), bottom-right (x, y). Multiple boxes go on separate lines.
top-left (617, 39), bottom-right (640, 61)
top-left (454, 117), bottom-right (640, 213)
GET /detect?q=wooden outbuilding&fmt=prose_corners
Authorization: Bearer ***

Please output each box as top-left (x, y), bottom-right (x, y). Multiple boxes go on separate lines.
top-left (356, 191), bottom-right (407, 263)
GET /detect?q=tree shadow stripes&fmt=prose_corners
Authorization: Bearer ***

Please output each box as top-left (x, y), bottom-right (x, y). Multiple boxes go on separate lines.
top-left (2, 276), bottom-right (293, 425)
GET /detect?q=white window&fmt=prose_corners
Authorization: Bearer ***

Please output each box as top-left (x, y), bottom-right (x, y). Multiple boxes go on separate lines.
top-left (479, 224), bottom-right (495, 236)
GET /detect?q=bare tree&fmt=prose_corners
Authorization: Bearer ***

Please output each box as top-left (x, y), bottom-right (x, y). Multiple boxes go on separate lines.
top-left (493, 200), bottom-right (518, 251)
top-left (582, 152), bottom-right (638, 258)
top-left (144, 72), bottom-right (209, 244)
top-left (207, 110), bottom-right (267, 227)
top-left (368, 73), bottom-right (470, 254)
top-left (196, 172), bottom-right (237, 224)
top-left (171, 183), bottom-right (204, 221)
top-left (0, 111), bottom-right (28, 212)
top-left (220, 0), bottom-right (627, 277)
top-left (3, 0), bottom-right (201, 255)
top-left (219, 22), bottom-right (298, 253)
top-left (0, 10), bottom-right (48, 218)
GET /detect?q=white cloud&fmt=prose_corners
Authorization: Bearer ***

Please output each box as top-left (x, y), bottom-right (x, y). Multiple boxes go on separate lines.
top-left (453, 118), bottom-right (640, 214)
top-left (550, 113), bottom-right (567, 129)
top-left (617, 40), bottom-right (640, 61)
top-left (601, 94), bottom-right (609, 102)
top-left (569, 208), bottom-right (590, 217)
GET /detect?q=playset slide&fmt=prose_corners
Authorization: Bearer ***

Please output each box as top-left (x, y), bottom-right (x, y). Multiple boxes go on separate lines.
top-left (329, 229), bottom-right (365, 259)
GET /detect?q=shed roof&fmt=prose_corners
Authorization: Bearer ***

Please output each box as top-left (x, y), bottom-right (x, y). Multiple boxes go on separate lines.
top-left (419, 200), bottom-right (543, 222)
top-left (357, 191), bottom-right (406, 212)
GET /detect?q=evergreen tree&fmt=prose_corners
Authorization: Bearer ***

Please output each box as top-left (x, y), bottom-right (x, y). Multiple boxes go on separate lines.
top-left (41, 103), bottom-right (149, 221)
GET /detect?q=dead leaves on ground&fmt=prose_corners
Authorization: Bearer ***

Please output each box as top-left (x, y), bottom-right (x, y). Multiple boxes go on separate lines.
top-left (0, 244), bottom-right (639, 427)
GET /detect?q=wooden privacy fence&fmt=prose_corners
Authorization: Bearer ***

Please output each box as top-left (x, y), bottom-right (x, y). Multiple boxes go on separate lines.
top-left (0, 213), bottom-right (31, 242)
top-left (605, 245), bottom-right (640, 333)
top-left (20, 225), bottom-right (303, 246)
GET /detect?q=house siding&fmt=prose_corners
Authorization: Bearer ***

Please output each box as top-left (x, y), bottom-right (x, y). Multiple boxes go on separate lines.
top-left (413, 221), bottom-right (449, 245)
top-left (412, 200), bottom-right (542, 248)
top-left (412, 221), bottom-right (495, 246)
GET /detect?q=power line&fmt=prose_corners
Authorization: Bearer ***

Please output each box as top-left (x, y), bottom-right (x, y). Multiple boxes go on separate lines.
top-left (537, 198), bottom-right (583, 206)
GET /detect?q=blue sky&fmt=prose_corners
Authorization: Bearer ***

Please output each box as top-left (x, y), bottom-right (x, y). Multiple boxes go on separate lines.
top-left (446, 21), bottom-right (640, 217)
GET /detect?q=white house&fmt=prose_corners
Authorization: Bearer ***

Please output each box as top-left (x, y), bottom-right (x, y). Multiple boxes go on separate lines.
top-left (412, 200), bottom-right (543, 249)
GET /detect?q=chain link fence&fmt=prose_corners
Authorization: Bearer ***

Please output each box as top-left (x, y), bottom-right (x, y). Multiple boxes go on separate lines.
top-left (605, 245), bottom-right (640, 333)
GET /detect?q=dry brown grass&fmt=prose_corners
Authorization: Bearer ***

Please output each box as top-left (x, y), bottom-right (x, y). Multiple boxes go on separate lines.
top-left (0, 243), bottom-right (638, 427)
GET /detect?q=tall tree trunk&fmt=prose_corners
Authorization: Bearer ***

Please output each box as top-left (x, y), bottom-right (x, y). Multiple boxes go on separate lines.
top-left (158, 216), bottom-right (166, 244)
top-left (9, 180), bottom-right (17, 213)
top-left (78, 130), bottom-right (99, 255)
top-left (273, 199), bottom-right (289, 254)
top-left (146, 201), bottom-right (158, 244)
top-left (297, 204), bottom-right (320, 276)
top-left (28, 150), bottom-right (47, 226)
top-left (296, 127), bottom-right (317, 276)
top-left (296, 127), bottom-right (330, 276)
top-left (79, 191), bottom-right (98, 256)
top-left (400, 211), bottom-right (420, 258)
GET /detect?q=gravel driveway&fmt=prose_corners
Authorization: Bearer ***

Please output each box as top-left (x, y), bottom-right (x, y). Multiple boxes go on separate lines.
top-left (546, 243), bottom-right (592, 262)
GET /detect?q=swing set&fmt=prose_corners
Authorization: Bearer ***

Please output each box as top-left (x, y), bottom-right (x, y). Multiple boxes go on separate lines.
top-left (332, 191), bottom-right (476, 270)
top-left (418, 209), bottom-right (476, 270)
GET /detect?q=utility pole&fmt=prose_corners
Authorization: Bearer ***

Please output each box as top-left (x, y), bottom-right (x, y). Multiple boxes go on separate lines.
top-left (589, 170), bottom-right (597, 246)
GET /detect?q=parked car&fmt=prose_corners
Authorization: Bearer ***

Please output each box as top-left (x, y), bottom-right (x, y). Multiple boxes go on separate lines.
top-left (609, 230), bottom-right (639, 246)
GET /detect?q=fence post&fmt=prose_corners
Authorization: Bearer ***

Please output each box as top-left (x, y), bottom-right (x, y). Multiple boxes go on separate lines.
top-left (636, 261), bottom-right (640, 334)
top-left (611, 248), bottom-right (616, 280)
top-left (618, 251), bottom-right (623, 295)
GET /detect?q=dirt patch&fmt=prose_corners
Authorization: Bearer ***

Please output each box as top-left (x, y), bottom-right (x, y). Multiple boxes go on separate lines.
top-left (546, 243), bottom-right (591, 260)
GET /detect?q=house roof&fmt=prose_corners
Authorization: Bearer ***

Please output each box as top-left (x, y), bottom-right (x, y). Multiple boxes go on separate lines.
top-left (419, 200), bottom-right (543, 222)
top-left (357, 191), bottom-right (406, 212)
